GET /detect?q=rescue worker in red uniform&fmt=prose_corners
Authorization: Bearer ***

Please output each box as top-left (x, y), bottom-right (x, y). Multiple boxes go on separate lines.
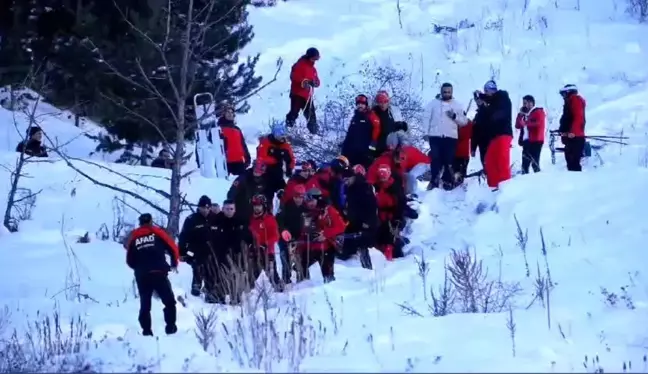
top-left (286, 47), bottom-right (320, 134)
top-left (248, 194), bottom-right (281, 290)
top-left (218, 103), bottom-right (251, 176)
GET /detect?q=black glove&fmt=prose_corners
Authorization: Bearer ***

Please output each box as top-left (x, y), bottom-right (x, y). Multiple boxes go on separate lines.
top-left (302, 80), bottom-right (314, 88)
top-left (445, 110), bottom-right (457, 120)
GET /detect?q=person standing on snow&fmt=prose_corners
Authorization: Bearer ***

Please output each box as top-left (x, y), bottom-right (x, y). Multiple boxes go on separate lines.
top-left (453, 115), bottom-right (473, 185)
top-left (217, 103), bottom-right (251, 176)
top-left (286, 47), bottom-right (320, 134)
top-left (339, 164), bottom-right (377, 269)
top-left (515, 95), bottom-right (546, 174)
top-left (256, 122), bottom-right (296, 198)
top-left (247, 194), bottom-right (282, 290)
top-left (372, 90), bottom-right (408, 156)
top-left (341, 94), bottom-right (382, 168)
top-left (124, 213), bottom-right (179, 336)
top-left (178, 195), bottom-right (219, 298)
top-left (472, 80), bottom-right (513, 190)
top-left (276, 184), bottom-right (308, 286)
top-left (558, 84), bottom-right (586, 171)
top-left (227, 161), bottom-right (274, 223)
top-left (423, 83), bottom-right (469, 191)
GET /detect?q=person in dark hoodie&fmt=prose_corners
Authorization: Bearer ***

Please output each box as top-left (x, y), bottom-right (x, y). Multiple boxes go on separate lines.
top-left (16, 126), bottom-right (48, 157)
top-left (339, 164), bottom-right (377, 269)
top-left (218, 103), bottom-right (251, 176)
top-left (209, 199), bottom-right (251, 305)
top-left (371, 91), bottom-right (408, 156)
top-left (227, 161), bottom-right (274, 223)
top-left (471, 80), bottom-right (513, 190)
top-left (276, 184), bottom-right (307, 286)
top-left (286, 47), bottom-right (321, 134)
top-left (151, 149), bottom-right (172, 169)
top-left (341, 94), bottom-right (381, 168)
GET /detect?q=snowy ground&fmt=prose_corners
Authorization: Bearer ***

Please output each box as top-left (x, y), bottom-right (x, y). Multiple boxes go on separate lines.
top-left (1, 0), bottom-right (648, 372)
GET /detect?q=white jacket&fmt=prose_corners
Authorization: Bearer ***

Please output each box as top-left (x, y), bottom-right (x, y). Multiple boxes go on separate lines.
top-left (423, 98), bottom-right (468, 139)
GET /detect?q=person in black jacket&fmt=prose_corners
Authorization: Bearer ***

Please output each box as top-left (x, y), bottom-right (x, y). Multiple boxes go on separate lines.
top-left (16, 126), bottom-right (48, 157)
top-left (227, 162), bottom-right (274, 223)
top-left (276, 185), bottom-right (307, 286)
top-left (339, 165), bottom-right (377, 269)
top-left (178, 195), bottom-right (219, 297)
top-left (210, 199), bottom-right (250, 304)
top-left (471, 81), bottom-right (513, 189)
top-left (341, 94), bottom-right (381, 168)
top-left (124, 213), bottom-right (179, 336)
top-left (150, 149), bottom-right (172, 169)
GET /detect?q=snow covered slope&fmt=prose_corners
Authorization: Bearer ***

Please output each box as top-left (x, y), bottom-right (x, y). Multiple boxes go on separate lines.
top-left (1, 0), bottom-right (648, 372)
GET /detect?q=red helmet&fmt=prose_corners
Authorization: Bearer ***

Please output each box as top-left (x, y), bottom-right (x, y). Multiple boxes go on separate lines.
top-left (377, 164), bottom-right (391, 179)
top-left (251, 194), bottom-right (267, 206)
top-left (352, 164), bottom-right (366, 176)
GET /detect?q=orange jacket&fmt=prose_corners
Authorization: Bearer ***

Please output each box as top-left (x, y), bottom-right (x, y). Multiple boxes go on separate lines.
top-left (256, 135), bottom-right (296, 170)
top-left (290, 57), bottom-right (320, 99)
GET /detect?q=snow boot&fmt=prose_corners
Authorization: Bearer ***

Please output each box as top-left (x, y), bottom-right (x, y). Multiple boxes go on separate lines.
top-left (142, 329), bottom-right (153, 336)
top-left (307, 120), bottom-right (318, 135)
top-left (165, 325), bottom-right (178, 335)
top-left (190, 287), bottom-right (201, 297)
top-left (323, 275), bottom-right (336, 283)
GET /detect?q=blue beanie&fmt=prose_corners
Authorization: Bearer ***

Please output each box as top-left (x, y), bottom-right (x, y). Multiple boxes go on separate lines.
top-left (484, 80), bottom-right (497, 91)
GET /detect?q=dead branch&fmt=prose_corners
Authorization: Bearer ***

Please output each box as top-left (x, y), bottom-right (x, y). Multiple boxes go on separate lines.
top-left (235, 58), bottom-right (284, 104)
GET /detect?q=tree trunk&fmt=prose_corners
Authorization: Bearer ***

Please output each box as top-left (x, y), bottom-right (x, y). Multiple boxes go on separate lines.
top-left (167, 114), bottom-right (185, 237)
top-left (3, 153), bottom-right (27, 232)
top-left (139, 142), bottom-right (151, 166)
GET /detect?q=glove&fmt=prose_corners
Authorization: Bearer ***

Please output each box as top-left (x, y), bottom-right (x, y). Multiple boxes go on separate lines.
top-left (277, 189), bottom-right (284, 199)
top-left (302, 79), bottom-right (314, 88)
top-left (445, 110), bottom-right (457, 120)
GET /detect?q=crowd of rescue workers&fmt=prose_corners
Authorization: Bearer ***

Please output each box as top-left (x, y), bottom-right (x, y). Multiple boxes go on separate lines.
top-left (15, 47), bottom-right (587, 336)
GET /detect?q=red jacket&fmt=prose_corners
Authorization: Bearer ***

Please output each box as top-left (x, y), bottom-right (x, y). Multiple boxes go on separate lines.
top-left (282, 174), bottom-right (309, 204)
top-left (560, 94), bottom-right (586, 137)
top-left (367, 146), bottom-right (430, 185)
top-left (290, 57), bottom-right (320, 99)
top-left (249, 213), bottom-right (279, 254)
top-left (305, 168), bottom-right (333, 198)
top-left (219, 117), bottom-right (251, 164)
top-left (297, 205), bottom-right (345, 252)
top-left (456, 121), bottom-right (473, 158)
top-left (256, 135), bottom-right (296, 170)
top-left (515, 107), bottom-right (546, 142)
top-left (375, 178), bottom-right (402, 222)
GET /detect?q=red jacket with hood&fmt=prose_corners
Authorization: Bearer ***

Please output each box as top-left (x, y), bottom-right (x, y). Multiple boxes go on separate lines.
top-left (290, 56), bottom-right (320, 99)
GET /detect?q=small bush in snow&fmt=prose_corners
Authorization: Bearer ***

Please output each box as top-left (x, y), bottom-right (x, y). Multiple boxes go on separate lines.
top-left (6, 187), bottom-right (39, 232)
top-left (626, 0), bottom-right (648, 22)
top-left (0, 308), bottom-right (95, 373)
top-left (287, 60), bottom-right (425, 161)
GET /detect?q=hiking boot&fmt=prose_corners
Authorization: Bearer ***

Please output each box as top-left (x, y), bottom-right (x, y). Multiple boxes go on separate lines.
top-left (190, 287), bottom-right (201, 297)
top-left (307, 121), bottom-right (318, 135)
top-left (323, 275), bottom-right (336, 284)
top-left (165, 325), bottom-right (178, 335)
top-left (142, 329), bottom-right (153, 336)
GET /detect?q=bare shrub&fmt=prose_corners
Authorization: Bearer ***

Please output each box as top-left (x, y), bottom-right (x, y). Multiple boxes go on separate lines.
top-left (194, 307), bottom-right (218, 352)
top-left (111, 197), bottom-right (135, 243)
top-left (288, 60), bottom-right (425, 161)
top-left (0, 308), bottom-right (95, 373)
top-left (626, 0), bottom-right (648, 21)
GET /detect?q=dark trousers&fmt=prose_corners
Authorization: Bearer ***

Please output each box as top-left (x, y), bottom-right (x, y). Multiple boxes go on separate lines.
top-left (267, 165), bottom-right (287, 195)
top-left (376, 221), bottom-right (405, 259)
top-left (338, 223), bottom-right (374, 269)
top-left (453, 157), bottom-right (469, 177)
top-left (286, 94), bottom-right (317, 134)
top-left (227, 162), bottom-right (247, 176)
top-left (564, 137), bottom-right (585, 171)
top-left (191, 262), bottom-right (205, 295)
top-left (135, 272), bottom-right (176, 333)
top-left (521, 141), bottom-right (543, 174)
top-left (428, 137), bottom-right (458, 187)
top-left (477, 143), bottom-right (488, 168)
top-left (295, 248), bottom-right (336, 282)
top-left (278, 240), bottom-right (293, 284)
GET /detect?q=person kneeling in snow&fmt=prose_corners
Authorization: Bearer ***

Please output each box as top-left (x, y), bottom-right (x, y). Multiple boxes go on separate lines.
top-left (248, 194), bottom-right (282, 290)
top-left (125, 213), bottom-right (179, 336)
top-left (16, 126), bottom-right (48, 158)
top-left (286, 188), bottom-right (345, 283)
top-left (374, 165), bottom-right (417, 260)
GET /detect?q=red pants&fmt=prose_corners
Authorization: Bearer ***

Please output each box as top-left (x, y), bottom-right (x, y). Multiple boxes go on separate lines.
top-left (484, 135), bottom-right (512, 188)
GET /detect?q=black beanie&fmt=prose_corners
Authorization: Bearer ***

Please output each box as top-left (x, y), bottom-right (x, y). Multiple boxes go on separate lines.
top-left (138, 213), bottom-right (152, 225)
top-left (305, 47), bottom-right (320, 59)
top-left (28, 126), bottom-right (42, 137)
top-left (198, 195), bottom-right (211, 208)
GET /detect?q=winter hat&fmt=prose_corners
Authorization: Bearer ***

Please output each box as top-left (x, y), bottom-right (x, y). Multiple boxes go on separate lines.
top-left (271, 122), bottom-right (287, 138)
top-left (375, 91), bottom-right (390, 104)
top-left (484, 80), bottom-right (497, 92)
top-left (28, 126), bottom-right (42, 137)
top-left (559, 84), bottom-right (577, 93)
top-left (198, 195), bottom-right (212, 208)
top-left (305, 47), bottom-right (320, 59)
top-left (138, 213), bottom-right (153, 225)
top-left (355, 94), bottom-right (369, 105)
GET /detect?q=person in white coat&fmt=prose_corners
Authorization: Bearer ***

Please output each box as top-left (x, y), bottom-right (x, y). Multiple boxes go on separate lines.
top-left (423, 83), bottom-right (469, 190)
